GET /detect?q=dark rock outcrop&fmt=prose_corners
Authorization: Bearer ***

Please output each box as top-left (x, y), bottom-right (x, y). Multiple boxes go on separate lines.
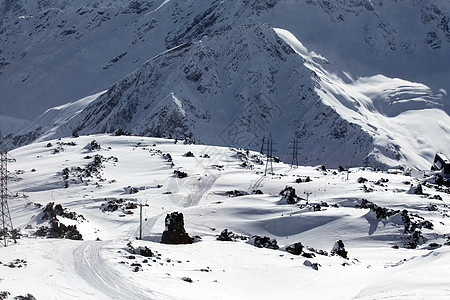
top-left (161, 212), bottom-right (193, 244)
top-left (330, 240), bottom-right (348, 259)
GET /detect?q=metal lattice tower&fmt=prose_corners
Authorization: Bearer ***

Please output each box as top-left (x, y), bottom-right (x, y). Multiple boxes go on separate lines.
top-left (260, 136), bottom-right (265, 154)
top-left (264, 133), bottom-right (274, 176)
top-left (290, 137), bottom-right (299, 168)
top-left (1, 152), bottom-right (16, 247)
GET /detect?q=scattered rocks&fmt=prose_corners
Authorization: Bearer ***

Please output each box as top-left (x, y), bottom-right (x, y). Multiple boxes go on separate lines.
top-left (249, 235), bottom-right (279, 250)
top-left (13, 294), bottom-right (36, 300)
top-left (307, 247), bottom-right (328, 256)
top-left (124, 186), bottom-right (139, 194)
top-left (41, 202), bottom-right (85, 222)
top-left (362, 184), bottom-right (374, 193)
top-left (61, 154), bottom-right (117, 187)
top-left (401, 209), bottom-right (433, 249)
top-left (357, 177), bottom-right (368, 183)
top-left (174, 170), bottom-right (188, 178)
top-left (330, 240), bottom-right (348, 259)
top-left (183, 151), bottom-right (195, 157)
top-left (375, 178), bottom-right (389, 186)
top-left (2, 259), bottom-right (27, 268)
top-left (131, 263), bottom-right (142, 272)
top-left (279, 186), bottom-right (299, 204)
top-left (225, 190), bottom-right (248, 197)
top-left (427, 242), bottom-right (442, 249)
top-left (286, 242), bottom-right (304, 255)
top-left (217, 229), bottom-right (247, 242)
top-left (85, 140), bottom-right (101, 151)
top-left (295, 176), bottom-right (311, 183)
top-left (303, 260), bottom-right (320, 270)
top-left (115, 129), bottom-right (133, 136)
top-left (127, 242), bottom-right (155, 257)
top-left (35, 202), bottom-right (83, 240)
top-left (407, 183), bottom-right (424, 195)
top-left (355, 199), bottom-right (399, 219)
top-left (35, 220), bottom-right (83, 240)
top-left (101, 198), bottom-right (137, 213)
top-left (163, 153), bottom-right (173, 162)
top-left (427, 204), bottom-right (438, 211)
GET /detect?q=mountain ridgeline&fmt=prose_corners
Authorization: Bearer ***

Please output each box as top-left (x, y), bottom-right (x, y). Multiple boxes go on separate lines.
top-left (1, 0), bottom-right (449, 169)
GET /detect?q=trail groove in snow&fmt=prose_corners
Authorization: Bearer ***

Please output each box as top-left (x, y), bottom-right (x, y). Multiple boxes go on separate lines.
top-left (183, 173), bottom-right (220, 207)
top-left (73, 241), bottom-right (155, 300)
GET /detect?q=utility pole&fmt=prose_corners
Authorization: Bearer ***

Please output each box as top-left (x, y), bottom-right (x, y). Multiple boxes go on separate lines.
top-left (137, 199), bottom-right (149, 240)
top-left (304, 191), bottom-right (312, 204)
top-left (1, 152), bottom-right (16, 247)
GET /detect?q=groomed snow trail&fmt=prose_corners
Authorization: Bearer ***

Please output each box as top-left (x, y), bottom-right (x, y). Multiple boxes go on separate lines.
top-left (183, 173), bottom-right (220, 207)
top-left (73, 241), bottom-right (157, 300)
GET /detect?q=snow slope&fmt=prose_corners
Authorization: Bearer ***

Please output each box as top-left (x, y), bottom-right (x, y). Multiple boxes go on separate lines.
top-left (275, 28), bottom-right (450, 169)
top-left (1, 134), bottom-right (450, 299)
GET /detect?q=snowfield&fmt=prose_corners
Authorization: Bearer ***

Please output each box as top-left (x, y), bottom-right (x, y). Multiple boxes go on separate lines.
top-left (1, 134), bottom-right (450, 299)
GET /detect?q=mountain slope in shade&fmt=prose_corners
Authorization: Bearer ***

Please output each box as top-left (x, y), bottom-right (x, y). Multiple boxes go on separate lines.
top-left (0, 0), bottom-right (277, 121)
top-left (6, 23), bottom-right (449, 170)
top-left (0, 0), bottom-right (449, 122)
top-left (0, 115), bottom-right (29, 139)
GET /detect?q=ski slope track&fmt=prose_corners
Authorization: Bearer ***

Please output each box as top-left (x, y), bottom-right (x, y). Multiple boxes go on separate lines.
top-left (73, 241), bottom-right (159, 299)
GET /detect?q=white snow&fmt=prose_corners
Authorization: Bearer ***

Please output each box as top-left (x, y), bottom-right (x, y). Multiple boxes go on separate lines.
top-left (275, 28), bottom-right (450, 170)
top-left (1, 134), bottom-right (449, 299)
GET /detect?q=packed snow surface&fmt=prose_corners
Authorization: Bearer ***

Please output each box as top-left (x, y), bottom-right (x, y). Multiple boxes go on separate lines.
top-left (1, 135), bottom-right (450, 299)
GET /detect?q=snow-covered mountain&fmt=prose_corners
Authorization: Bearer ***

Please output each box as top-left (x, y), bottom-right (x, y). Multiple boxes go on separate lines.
top-left (1, 0), bottom-right (449, 169)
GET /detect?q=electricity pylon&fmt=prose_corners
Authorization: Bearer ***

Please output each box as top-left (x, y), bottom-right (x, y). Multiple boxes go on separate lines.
top-left (1, 152), bottom-right (16, 247)
top-left (289, 137), bottom-right (299, 168)
top-left (264, 133), bottom-right (274, 176)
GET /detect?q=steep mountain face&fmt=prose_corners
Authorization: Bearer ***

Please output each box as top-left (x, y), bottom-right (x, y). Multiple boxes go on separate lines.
top-left (0, 0), bottom-right (276, 121)
top-left (1, 0), bottom-right (448, 121)
top-left (1, 0), bottom-right (449, 169)
top-left (272, 0), bottom-right (450, 112)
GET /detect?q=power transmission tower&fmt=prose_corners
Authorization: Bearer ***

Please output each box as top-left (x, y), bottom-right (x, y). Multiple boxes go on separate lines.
top-left (264, 133), bottom-right (275, 176)
top-left (1, 152), bottom-right (16, 247)
top-left (260, 136), bottom-right (265, 154)
top-left (289, 137), bottom-right (299, 168)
